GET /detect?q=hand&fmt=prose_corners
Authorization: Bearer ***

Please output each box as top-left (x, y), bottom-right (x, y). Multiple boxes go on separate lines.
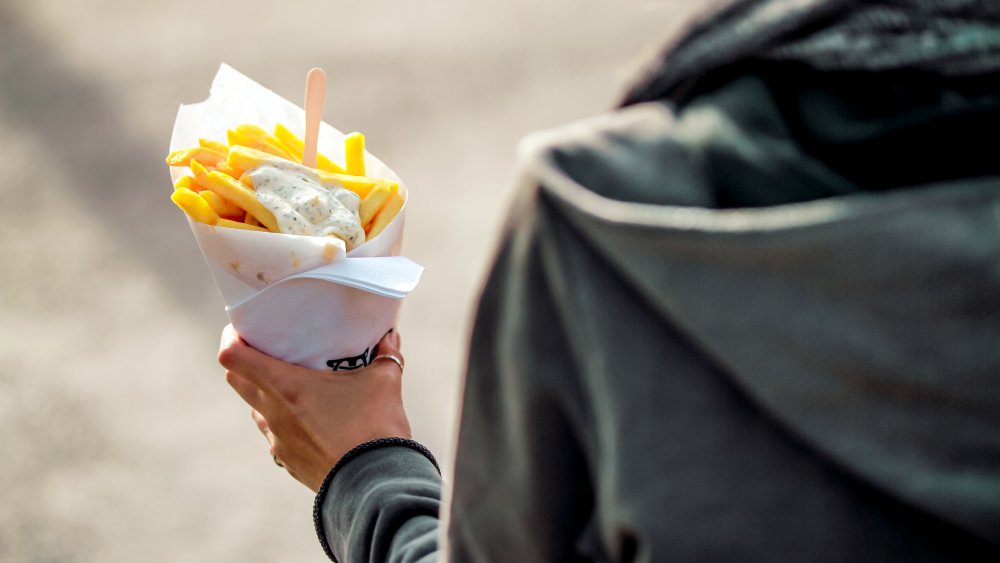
top-left (218, 325), bottom-right (411, 491)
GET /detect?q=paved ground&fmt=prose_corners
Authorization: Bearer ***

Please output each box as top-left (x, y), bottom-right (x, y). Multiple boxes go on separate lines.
top-left (0, 1), bottom-right (699, 561)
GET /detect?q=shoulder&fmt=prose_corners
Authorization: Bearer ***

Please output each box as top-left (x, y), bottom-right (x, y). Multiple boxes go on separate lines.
top-left (516, 102), bottom-right (693, 202)
top-left (511, 89), bottom-right (759, 211)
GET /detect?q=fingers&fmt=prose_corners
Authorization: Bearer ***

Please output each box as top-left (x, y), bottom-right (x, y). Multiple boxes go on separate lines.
top-left (251, 409), bottom-right (280, 466)
top-left (370, 330), bottom-right (405, 375)
top-left (218, 324), bottom-right (304, 397)
top-left (251, 408), bottom-right (270, 435)
top-left (251, 408), bottom-right (277, 455)
top-left (226, 370), bottom-right (267, 413)
top-left (249, 409), bottom-right (284, 469)
top-left (219, 323), bottom-right (241, 354)
top-left (376, 328), bottom-right (402, 358)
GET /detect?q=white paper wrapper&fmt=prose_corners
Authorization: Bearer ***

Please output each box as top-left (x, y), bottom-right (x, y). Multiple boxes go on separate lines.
top-left (169, 64), bottom-right (422, 369)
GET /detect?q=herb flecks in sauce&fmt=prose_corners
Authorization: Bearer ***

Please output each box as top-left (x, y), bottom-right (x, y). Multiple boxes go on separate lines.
top-left (247, 161), bottom-right (365, 250)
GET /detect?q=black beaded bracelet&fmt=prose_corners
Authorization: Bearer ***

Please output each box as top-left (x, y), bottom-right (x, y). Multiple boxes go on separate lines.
top-left (312, 437), bottom-right (441, 563)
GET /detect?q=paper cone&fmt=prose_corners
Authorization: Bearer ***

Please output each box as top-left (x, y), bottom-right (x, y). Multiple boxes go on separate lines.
top-left (169, 64), bottom-right (422, 369)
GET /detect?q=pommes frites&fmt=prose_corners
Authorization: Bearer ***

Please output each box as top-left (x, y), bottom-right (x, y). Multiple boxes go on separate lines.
top-left (165, 123), bottom-right (405, 242)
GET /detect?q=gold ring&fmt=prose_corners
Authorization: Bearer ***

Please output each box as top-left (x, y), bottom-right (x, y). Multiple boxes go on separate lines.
top-left (373, 353), bottom-right (404, 371)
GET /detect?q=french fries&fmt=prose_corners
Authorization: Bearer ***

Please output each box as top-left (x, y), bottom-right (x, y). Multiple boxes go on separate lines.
top-left (200, 190), bottom-right (244, 218)
top-left (232, 124), bottom-right (296, 161)
top-left (198, 137), bottom-right (229, 153)
top-left (170, 188), bottom-right (220, 225)
top-left (368, 193), bottom-right (404, 239)
top-left (274, 123), bottom-right (346, 174)
top-left (166, 123), bottom-right (405, 247)
top-left (344, 132), bottom-right (366, 176)
top-left (173, 175), bottom-right (198, 192)
top-left (202, 170), bottom-right (280, 232)
top-left (359, 183), bottom-right (391, 226)
top-left (217, 218), bottom-right (269, 232)
top-left (166, 145), bottom-right (226, 168)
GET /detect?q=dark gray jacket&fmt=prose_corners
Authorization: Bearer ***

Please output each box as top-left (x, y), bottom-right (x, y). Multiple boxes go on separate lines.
top-left (317, 2), bottom-right (1000, 561)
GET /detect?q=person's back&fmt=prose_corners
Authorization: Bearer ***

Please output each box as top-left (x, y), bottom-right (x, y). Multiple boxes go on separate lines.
top-left (446, 23), bottom-right (1000, 559)
top-left (223, 1), bottom-right (1000, 561)
top-left (450, 65), bottom-right (1000, 562)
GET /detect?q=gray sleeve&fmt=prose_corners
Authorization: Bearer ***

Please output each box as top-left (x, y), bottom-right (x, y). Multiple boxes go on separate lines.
top-left (316, 443), bottom-right (442, 563)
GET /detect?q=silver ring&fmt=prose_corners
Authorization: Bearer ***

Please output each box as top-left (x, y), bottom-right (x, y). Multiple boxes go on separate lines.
top-left (273, 454), bottom-right (283, 468)
top-left (373, 353), bottom-right (404, 371)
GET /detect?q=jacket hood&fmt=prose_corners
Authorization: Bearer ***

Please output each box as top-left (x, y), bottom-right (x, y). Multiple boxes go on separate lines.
top-left (622, 0), bottom-right (1000, 107)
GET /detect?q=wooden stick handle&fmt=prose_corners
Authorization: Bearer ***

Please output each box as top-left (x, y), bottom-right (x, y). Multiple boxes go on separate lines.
top-left (302, 68), bottom-right (326, 168)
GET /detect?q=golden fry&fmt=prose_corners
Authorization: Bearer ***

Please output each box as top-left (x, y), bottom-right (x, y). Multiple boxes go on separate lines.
top-left (226, 145), bottom-right (275, 173)
top-left (200, 190), bottom-right (244, 218)
top-left (166, 146), bottom-right (226, 168)
top-left (202, 170), bottom-right (279, 231)
top-left (367, 192), bottom-right (404, 239)
top-left (171, 187), bottom-right (220, 225)
top-left (227, 129), bottom-right (251, 148)
top-left (234, 124), bottom-right (296, 160)
top-left (274, 123), bottom-right (346, 173)
top-left (244, 212), bottom-right (262, 227)
top-left (344, 132), bottom-right (366, 176)
top-left (315, 153), bottom-right (345, 174)
top-left (359, 183), bottom-right (391, 226)
top-left (235, 124), bottom-right (281, 145)
top-left (186, 155), bottom-right (241, 181)
top-left (189, 159), bottom-right (211, 184)
top-left (316, 170), bottom-right (397, 198)
top-left (199, 138), bottom-right (229, 153)
top-left (216, 162), bottom-right (242, 178)
top-left (273, 123), bottom-right (304, 159)
top-left (217, 218), bottom-right (269, 232)
top-left (174, 175), bottom-right (198, 192)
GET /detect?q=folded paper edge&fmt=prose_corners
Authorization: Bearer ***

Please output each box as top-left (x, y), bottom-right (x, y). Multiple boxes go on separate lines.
top-left (226, 256), bottom-right (425, 311)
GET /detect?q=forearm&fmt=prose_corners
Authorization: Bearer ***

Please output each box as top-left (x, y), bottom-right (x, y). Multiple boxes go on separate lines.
top-left (315, 440), bottom-right (442, 563)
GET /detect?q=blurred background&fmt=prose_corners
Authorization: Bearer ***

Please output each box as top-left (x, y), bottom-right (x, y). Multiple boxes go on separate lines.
top-left (0, 1), bottom-right (700, 561)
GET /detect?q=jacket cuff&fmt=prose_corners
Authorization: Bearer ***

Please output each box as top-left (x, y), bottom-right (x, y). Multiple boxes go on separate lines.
top-left (312, 438), bottom-right (440, 562)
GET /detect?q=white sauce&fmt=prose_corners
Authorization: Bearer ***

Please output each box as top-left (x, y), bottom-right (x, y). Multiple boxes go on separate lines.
top-left (248, 161), bottom-right (365, 250)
